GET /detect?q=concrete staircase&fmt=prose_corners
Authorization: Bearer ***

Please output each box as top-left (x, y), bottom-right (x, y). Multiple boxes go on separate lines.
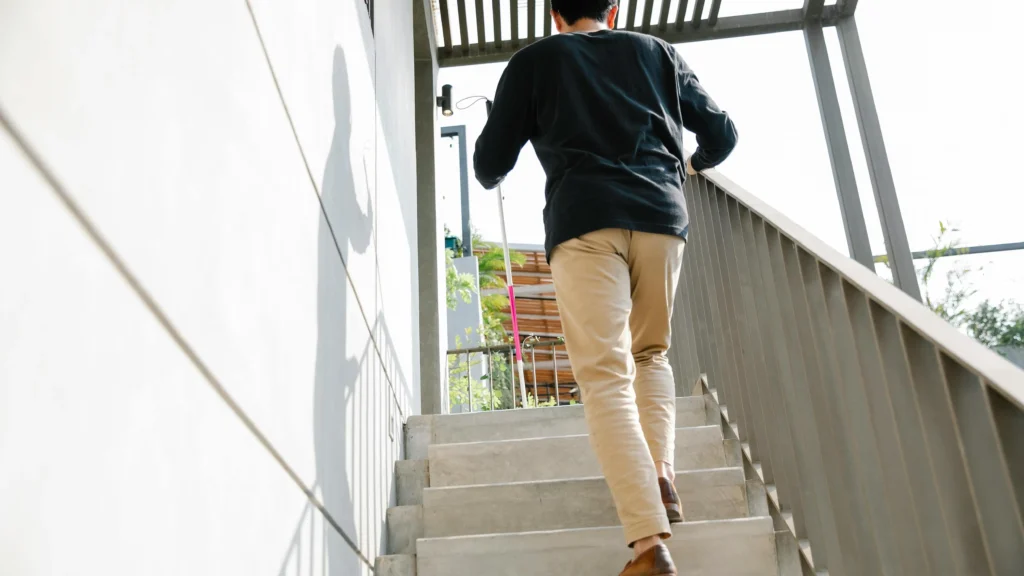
top-left (376, 392), bottom-right (779, 575)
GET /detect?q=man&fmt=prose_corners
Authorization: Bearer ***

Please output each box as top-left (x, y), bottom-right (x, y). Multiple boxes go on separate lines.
top-left (473, 1), bottom-right (737, 574)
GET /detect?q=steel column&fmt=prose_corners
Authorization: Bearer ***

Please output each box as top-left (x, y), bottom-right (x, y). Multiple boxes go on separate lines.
top-left (440, 125), bottom-right (472, 256)
top-left (837, 16), bottom-right (922, 301)
top-left (804, 24), bottom-right (875, 270)
top-left (415, 0), bottom-right (446, 415)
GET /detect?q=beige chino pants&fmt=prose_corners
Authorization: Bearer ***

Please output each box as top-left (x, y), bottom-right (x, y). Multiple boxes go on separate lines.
top-left (550, 228), bottom-right (685, 546)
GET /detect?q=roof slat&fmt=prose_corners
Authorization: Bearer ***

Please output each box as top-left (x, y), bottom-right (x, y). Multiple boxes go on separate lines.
top-left (692, 0), bottom-right (706, 29)
top-left (528, 0), bottom-right (536, 40)
top-left (493, 0), bottom-right (503, 48)
top-left (475, 0), bottom-right (487, 46)
top-left (457, 0), bottom-right (470, 53)
top-left (641, 0), bottom-right (656, 33)
top-left (674, 0), bottom-right (690, 32)
top-left (626, 0), bottom-right (639, 30)
top-left (658, 0), bottom-right (673, 32)
top-left (543, 0), bottom-right (552, 36)
top-left (440, 0), bottom-right (453, 53)
top-left (709, 0), bottom-right (722, 26)
top-left (509, 0), bottom-right (519, 46)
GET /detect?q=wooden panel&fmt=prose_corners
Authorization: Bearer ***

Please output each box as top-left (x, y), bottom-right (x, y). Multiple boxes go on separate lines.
top-left (512, 299), bottom-right (560, 316)
top-left (504, 317), bottom-right (563, 334)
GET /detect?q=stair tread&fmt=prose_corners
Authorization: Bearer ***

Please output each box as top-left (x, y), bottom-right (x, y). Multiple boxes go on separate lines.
top-left (406, 397), bottom-right (706, 458)
top-left (419, 516), bottom-right (772, 547)
top-left (428, 425), bottom-right (726, 487)
top-left (421, 467), bottom-right (748, 537)
top-left (423, 466), bottom-right (744, 493)
top-left (417, 517), bottom-right (776, 576)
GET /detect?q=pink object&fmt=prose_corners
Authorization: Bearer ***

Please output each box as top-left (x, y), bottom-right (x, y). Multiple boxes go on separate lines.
top-left (508, 285), bottom-right (523, 362)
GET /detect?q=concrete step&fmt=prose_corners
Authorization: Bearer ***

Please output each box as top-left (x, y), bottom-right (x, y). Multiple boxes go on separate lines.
top-left (406, 396), bottom-right (707, 459)
top-left (428, 425), bottom-right (726, 487)
top-left (423, 467), bottom-right (747, 538)
top-left (387, 505), bottom-right (422, 555)
top-left (416, 517), bottom-right (776, 576)
top-left (396, 459), bottom-right (428, 506)
top-left (375, 554), bottom-right (415, 576)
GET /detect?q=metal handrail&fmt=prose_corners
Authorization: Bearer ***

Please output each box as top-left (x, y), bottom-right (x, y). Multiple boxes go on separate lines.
top-left (444, 337), bottom-right (570, 413)
top-left (445, 337), bottom-right (563, 356)
top-left (671, 169), bottom-right (1024, 574)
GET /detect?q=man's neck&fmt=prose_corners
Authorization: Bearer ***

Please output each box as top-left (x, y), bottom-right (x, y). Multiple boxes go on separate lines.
top-left (562, 18), bottom-right (609, 33)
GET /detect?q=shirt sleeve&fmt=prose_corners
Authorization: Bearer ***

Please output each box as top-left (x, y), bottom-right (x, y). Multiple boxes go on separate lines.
top-left (676, 54), bottom-right (738, 172)
top-left (473, 54), bottom-right (535, 190)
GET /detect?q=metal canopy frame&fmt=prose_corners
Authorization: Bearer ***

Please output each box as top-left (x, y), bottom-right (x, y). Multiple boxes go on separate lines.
top-left (432, 0), bottom-right (924, 300)
top-left (437, 1), bottom-right (849, 67)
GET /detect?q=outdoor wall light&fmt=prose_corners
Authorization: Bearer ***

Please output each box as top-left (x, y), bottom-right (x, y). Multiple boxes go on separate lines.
top-left (437, 84), bottom-right (453, 117)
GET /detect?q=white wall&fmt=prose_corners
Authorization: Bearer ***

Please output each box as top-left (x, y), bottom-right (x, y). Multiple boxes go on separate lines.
top-left (0, 1), bottom-right (419, 574)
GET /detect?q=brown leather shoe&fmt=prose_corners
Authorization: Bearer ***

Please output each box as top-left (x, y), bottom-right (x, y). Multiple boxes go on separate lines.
top-left (660, 477), bottom-right (684, 524)
top-left (620, 543), bottom-right (677, 576)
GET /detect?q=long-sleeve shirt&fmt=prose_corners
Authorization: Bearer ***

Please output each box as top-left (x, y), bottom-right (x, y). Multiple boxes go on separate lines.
top-left (473, 29), bottom-right (738, 260)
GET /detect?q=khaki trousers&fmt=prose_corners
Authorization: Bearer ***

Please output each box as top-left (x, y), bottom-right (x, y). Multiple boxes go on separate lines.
top-left (550, 229), bottom-right (685, 546)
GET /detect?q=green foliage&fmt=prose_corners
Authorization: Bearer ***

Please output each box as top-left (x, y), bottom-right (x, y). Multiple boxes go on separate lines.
top-left (473, 231), bottom-right (527, 346)
top-left (445, 229), bottom-right (536, 411)
top-left (911, 220), bottom-right (1022, 352)
top-left (445, 248), bottom-right (474, 311)
top-left (964, 300), bottom-right (1024, 349)
top-left (917, 222), bottom-right (975, 325)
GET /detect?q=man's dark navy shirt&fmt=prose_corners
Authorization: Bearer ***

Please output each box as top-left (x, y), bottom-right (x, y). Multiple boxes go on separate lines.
top-left (473, 29), bottom-right (738, 261)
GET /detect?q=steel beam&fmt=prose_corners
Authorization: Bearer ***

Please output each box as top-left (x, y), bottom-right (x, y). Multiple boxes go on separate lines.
top-left (475, 0), bottom-right (486, 47)
top-left (804, 24), bottom-right (875, 270)
top-left (528, 0), bottom-right (536, 40)
top-left (439, 0), bottom-right (453, 54)
top-left (674, 0), bottom-right (690, 32)
top-left (658, 0), bottom-right (674, 32)
top-left (642, 0), bottom-right (656, 33)
top-left (873, 241), bottom-right (1024, 262)
top-left (441, 8), bottom-right (841, 67)
top-left (709, 0), bottom-right (723, 26)
top-left (840, 0), bottom-right (859, 17)
top-left (692, 0), bottom-right (706, 28)
top-left (456, 0), bottom-right (470, 54)
top-left (492, 0), bottom-right (503, 48)
top-left (441, 125), bottom-right (472, 256)
top-left (837, 17), bottom-right (922, 301)
top-left (626, 0), bottom-right (639, 30)
top-left (509, 0), bottom-right (519, 47)
top-left (803, 0), bottom-right (825, 20)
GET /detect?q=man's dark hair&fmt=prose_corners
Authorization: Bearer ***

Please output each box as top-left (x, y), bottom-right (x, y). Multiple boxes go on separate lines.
top-left (551, 0), bottom-right (618, 25)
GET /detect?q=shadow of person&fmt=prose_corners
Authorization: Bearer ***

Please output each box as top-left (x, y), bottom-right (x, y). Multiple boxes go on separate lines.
top-left (313, 45), bottom-right (374, 576)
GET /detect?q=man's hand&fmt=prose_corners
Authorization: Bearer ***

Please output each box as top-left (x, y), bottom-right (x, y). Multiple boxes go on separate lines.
top-left (686, 157), bottom-right (698, 176)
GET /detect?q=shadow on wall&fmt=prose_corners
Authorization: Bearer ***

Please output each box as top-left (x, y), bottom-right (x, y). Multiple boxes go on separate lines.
top-left (312, 45), bottom-right (369, 576)
top-left (274, 44), bottom-right (409, 576)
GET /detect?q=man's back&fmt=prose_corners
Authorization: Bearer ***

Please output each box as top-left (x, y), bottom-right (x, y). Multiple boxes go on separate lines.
top-left (474, 29), bottom-right (737, 259)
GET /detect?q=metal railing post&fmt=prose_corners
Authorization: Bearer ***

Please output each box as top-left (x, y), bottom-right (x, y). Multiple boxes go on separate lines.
top-left (487, 347), bottom-right (495, 411)
top-left (531, 343), bottom-right (538, 406)
top-left (466, 350), bottom-right (473, 412)
top-left (666, 166), bottom-right (1024, 575)
top-left (553, 342), bottom-right (560, 406)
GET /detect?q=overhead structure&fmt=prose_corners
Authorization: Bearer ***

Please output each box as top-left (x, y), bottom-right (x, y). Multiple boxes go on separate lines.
top-left (434, 0), bottom-right (848, 68)
top-left (431, 0), bottom-right (925, 301)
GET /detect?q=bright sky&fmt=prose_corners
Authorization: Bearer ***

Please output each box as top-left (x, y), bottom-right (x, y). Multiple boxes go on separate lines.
top-left (437, 0), bottom-right (1024, 305)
